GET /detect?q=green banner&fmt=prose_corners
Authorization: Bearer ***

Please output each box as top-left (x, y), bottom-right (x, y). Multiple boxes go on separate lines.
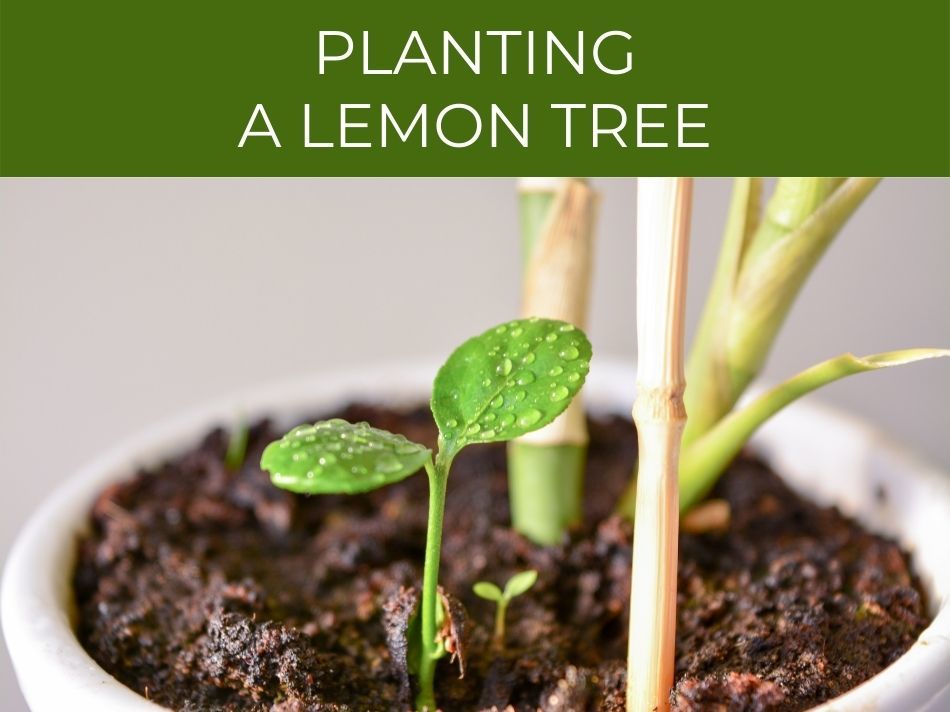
top-left (2, 1), bottom-right (948, 176)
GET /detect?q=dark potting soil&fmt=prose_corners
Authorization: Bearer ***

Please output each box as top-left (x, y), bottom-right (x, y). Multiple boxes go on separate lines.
top-left (74, 404), bottom-right (929, 712)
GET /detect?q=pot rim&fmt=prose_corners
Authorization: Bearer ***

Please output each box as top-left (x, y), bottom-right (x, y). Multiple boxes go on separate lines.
top-left (3, 357), bottom-right (949, 711)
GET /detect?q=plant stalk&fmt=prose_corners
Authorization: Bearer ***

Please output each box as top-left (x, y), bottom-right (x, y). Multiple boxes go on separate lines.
top-left (682, 177), bottom-right (880, 448)
top-left (492, 599), bottom-right (509, 649)
top-left (508, 177), bottom-right (598, 544)
top-left (507, 442), bottom-right (585, 545)
top-left (416, 454), bottom-right (450, 712)
top-left (627, 177), bottom-right (692, 712)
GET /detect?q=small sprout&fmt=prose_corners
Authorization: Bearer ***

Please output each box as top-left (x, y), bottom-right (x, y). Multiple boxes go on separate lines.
top-left (473, 569), bottom-right (539, 650)
top-left (261, 317), bottom-right (590, 712)
top-left (224, 416), bottom-right (249, 472)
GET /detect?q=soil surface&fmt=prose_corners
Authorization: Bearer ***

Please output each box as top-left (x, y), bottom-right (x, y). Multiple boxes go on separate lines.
top-left (74, 404), bottom-right (929, 711)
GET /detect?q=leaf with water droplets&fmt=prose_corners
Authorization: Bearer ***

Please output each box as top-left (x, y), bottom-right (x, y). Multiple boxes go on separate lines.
top-left (261, 419), bottom-right (431, 494)
top-left (431, 318), bottom-right (591, 452)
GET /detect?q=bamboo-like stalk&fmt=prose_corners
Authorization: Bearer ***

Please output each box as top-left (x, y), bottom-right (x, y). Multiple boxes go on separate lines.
top-left (508, 177), bottom-right (599, 545)
top-left (627, 177), bottom-right (692, 712)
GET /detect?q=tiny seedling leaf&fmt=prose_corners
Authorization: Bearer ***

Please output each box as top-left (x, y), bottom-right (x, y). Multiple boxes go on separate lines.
top-left (503, 570), bottom-right (538, 599)
top-left (432, 318), bottom-right (591, 453)
top-left (261, 419), bottom-right (431, 495)
top-left (472, 581), bottom-right (503, 601)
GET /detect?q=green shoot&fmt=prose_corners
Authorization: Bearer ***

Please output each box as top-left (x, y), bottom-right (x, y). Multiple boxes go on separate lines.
top-left (679, 348), bottom-right (950, 511)
top-left (261, 317), bottom-right (590, 712)
top-left (472, 569), bottom-right (538, 649)
top-left (224, 416), bottom-right (249, 472)
top-left (683, 177), bottom-right (881, 446)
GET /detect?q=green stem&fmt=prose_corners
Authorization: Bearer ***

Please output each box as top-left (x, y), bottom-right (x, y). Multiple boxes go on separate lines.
top-left (493, 599), bottom-right (509, 649)
top-left (508, 441), bottom-right (585, 545)
top-left (682, 177), bottom-right (762, 447)
top-left (224, 416), bottom-right (249, 472)
top-left (416, 453), bottom-right (451, 712)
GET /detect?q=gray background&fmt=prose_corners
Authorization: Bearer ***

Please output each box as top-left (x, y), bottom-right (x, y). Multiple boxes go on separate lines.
top-left (1, 178), bottom-right (948, 707)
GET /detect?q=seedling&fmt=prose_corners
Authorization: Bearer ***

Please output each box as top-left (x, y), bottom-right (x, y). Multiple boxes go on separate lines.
top-left (472, 569), bottom-right (538, 650)
top-left (224, 416), bottom-right (249, 472)
top-left (260, 317), bottom-right (591, 711)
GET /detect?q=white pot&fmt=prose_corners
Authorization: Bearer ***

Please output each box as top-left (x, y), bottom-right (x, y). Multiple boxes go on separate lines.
top-left (3, 360), bottom-right (949, 711)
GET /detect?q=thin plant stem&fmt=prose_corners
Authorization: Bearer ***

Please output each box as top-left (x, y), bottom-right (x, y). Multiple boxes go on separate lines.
top-left (416, 453), bottom-right (451, 711)
top-left (493, 599), bottom-right (508, 649)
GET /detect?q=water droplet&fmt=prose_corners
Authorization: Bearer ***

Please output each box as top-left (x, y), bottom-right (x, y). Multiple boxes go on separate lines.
top-left (325, 441), bottom-right (342, 452)
top-left (318, 454), bottom-right (336, 466)
top-left (497, 358), bottom-right (513, 376)
top-left (495, 324), bottom-right (508, 334)
top-left (446, 418), bottom-right (458, 428)
top-left (559, 323), bottom-right (575, 332)
top-left (522, 352), bottom-right (536, 365)
top-left (306, 470), bottom-right (315, 478)
top-left (549, 365), bottom-right (564, 377)
top-left (559, 346), bottom-right (580, 361)
top-left (567, 372), bottom-right (580, 383)
top-left (395, 443), bottom-right (421, 455)
top-left (466, 423), bottom-right (481, 435)
top-left (482, 413), bottom-right (497, 423)
top-left (513, 389), bottom-right (527, 401)
top-left (499, 413), bottom-right (515, 427)
top-left (482, 377), bottom-right (492, 387)
top-left (550, 385), bottom-right (570, 402)
top-left (517, 409), bottom-right (542, 427)
top-left (510, 326), bottom-right (523, 337)
top-left (515, 371), bottom-right (535, 385)
top-left (351, 465), bottom-right (368, 476)
top-left (481, 428), bottom-right (497, 438)
top-left (279, 441), bottom-right (290, 449)
top-left (545, 332), bottom-right (558, 343)
top-left (490, 395), bottom-right (504, 409)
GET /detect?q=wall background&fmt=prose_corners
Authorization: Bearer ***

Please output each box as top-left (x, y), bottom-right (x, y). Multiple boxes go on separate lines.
top-left (1, 178), bottom-right (948, 707)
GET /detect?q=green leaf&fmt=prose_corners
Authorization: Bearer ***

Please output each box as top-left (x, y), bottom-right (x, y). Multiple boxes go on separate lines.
top-left (503, 570), bottom-right (538, 599)
top-left (261, 419), bottom-right (431, 495)
top-left (680, 348), bottom-right (950, 511)
top-left (431, 318), bottom-right (591, 452)
top-left (472, 581), bottom-right (503, 602)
